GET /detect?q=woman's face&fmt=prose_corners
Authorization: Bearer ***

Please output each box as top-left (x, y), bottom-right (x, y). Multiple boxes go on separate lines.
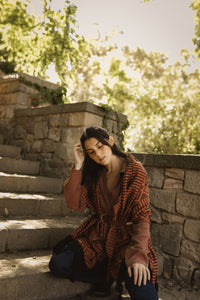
top-left (84, 137), bottom-right (114, 166)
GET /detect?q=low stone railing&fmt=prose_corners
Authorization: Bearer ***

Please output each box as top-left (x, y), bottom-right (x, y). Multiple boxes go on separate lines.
top-left (134, 153), bottom-right (200, 288)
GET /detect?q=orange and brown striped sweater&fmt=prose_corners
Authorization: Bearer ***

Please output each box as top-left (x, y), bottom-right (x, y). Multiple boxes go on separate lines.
top-left (64, 154), bottom-right (158, 286)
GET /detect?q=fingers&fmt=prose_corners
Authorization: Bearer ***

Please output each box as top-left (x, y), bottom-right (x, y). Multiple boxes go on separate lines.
top-left (128, 263), bottom-right (151, 286)
top-left (127, 266), bottom-right (132, 278)
top-left (73, 143), bottom-right (84, 170)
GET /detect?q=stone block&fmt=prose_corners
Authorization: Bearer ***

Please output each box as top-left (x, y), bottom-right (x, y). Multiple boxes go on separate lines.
top-left (151, 223), bottom-right (182, 256)
top-left (0, 228), bottom-right (6, 252)
top-left (7, 228), bottom-right (49, 251)
top-left (176, 192), bottom-right (200, 218)
top-left (181, 239), bottom-right (200, 263)
top-left (157, 253), bottom-right (164, 276)
top-left (149, 188), bottom-right (176, 213)
top-left (0, 278), bottom-right (17, 300)
top-left (34, 121), bottom-right (48, 139)
top-left (31, 140), bottom-right (42, 153)
top-left (162, 212), bottom-right (185, 224)
top-left (184, 170), bottom-right (200, 195)
top-left (165, 168), bottom-right (185, 180)
top-left (163, 256), bottom-right (174, 279)
top-left (68, 112), bottom-right (102, 127)
top-left (13, 125), bottom-right (26, 139)
top-left (49, 113), bottom-right (69, 127)
top-left (48, 157), bottom-right (64, 168)
top-left (0, 197), bottom-right (37, 217)
top-left (55, 143), bottom-right (68, 160)
top-left (193, 269), bottom-right (200, 289)
top-left (184, 220), bottom-right (200, 242)
top-left (163, 178), bottom-right (183, 190)
top-left (41, 139), bottom-right (57, 153)
top-left (62, 127), bottom-right (84, 144)
top-left (146, 167), bottom-right (164, 188)
top-left (173, 257), bottom-right (194, 285)
top-left (150, 205), bottom-right (162, 223)
top-left (48, 128), bottom-right (61, 142)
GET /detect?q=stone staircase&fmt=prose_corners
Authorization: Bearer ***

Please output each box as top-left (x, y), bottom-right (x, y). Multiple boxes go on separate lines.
top-left (0, 134), bottom-right (91, 300)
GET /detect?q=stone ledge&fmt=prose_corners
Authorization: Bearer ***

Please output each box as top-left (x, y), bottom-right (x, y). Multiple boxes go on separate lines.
top-left (0, 72), bottom-right (59, 90)
top-left (15, 102), bottom-right (127, 123)
top-left (133, 153), bottom-right (200, 170)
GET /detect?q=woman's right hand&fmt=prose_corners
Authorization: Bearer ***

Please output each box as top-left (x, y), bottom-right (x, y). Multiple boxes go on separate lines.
top-left (73, 143), bottom-right (85, 170)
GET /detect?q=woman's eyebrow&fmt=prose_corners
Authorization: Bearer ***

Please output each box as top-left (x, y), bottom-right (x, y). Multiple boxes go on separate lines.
top-left (85, 141), bottom-right (101, 152)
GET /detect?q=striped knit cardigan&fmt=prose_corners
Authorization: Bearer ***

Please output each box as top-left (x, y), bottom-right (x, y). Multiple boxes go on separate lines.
top-left (69, 155), bottom-right (158, 286)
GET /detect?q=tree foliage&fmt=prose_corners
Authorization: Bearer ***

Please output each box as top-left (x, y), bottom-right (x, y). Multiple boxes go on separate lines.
top-left (0, 0), bottom-right (200, 154)
top-left (0, 0), bottom-right (85, 84)
top-left (68, 30), bottom-right (200, 154)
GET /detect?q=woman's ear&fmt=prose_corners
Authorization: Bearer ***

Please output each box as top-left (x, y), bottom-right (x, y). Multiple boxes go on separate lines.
top-left (108, 136), bottom-right (114, 146)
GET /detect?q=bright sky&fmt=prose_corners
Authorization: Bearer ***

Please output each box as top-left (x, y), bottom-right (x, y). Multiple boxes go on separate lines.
top-left (31, 0), bottom-right (198, 81)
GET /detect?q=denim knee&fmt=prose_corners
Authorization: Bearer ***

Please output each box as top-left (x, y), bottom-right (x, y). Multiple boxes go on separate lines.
top-left (49, 250), bottom-right (74, 278)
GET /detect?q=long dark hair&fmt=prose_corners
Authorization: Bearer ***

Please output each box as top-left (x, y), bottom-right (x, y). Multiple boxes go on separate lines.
top-left (80, 126), bottom-right (127, 193)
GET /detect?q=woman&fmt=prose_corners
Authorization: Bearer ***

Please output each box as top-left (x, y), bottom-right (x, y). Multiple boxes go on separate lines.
top-left (49, 126), bottom-right (158, 300)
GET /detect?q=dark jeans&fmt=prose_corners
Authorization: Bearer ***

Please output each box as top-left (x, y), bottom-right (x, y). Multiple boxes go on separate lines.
top-left (49, 250), bottom-right (158, 300)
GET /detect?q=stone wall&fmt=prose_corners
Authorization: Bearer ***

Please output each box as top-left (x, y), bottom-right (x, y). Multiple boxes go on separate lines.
top-left (0, 74), bottom-right (59, 140)
top-left (134, 153), bottom-right (200, 288)
top-left (10, 104), bottom-right (127, 179)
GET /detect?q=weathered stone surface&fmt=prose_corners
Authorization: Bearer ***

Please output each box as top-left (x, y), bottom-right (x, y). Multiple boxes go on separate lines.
top-left (176, 192), bottom-right (200, 218)
top-left (0, 157), bottom-right (40, 175)
top-left (184, 220), bottom-right (200, 242)
top-left (13, 125), bottom-right (26, 139)
top-left (68, 111), bottom-right (102, 127)
top-left (34, 121), bottom-right (48, 139)
top-left (163, 256), bottom-right (174, 279)
top-left (150, 205), bottom-right (162, 223)
top-left (165, 168), bottom-right (185, 180)
top-left (146, 167), bottom-right (164, 188)
top-left (193, 269), bottom-right (200, 289)
top-left (149, 188), bottom-right (176, 213)
top-left (156, 253), bottom-right (164, 276)
top-left (184, 170), bottom-right (200, 195)
top-left (0, 173), bottom-right (63, 194)
top-left (48, 128), bottom-right (61, 142)
top-left (162, 212), bottom-right (185, 224)
top-left (173, 257), bottom-right (194, 285)
top-left (181, 239), bottom-right (200, 263)
top-left (0, 144), bottom-right (21, 158)
top-left (48, 157), bottom-right (64, 169)
top-left (49, 113), bottom-right (69, 127)
top-left (151, 223), bottom-right (183, 256)
top-left (62, 127), bottom-right (84, 144)
top-left (163, 178), bottom-right (183, 190)
top-left (41, 139), bottom-right (57, 153)
top-left (0, 228), bottom-right (6, 252)
top-left (55, 143), bottom-right (68, 160)
top-left (31, 140), bottom-right (42, 153)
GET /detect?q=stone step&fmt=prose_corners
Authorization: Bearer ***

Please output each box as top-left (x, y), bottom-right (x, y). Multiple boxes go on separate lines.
top-left (0, 144), bottom-right (21, 158)
top-left (0, 157), bottom-right (40, 175)
top-left (0, 172), bottom-right (63, 194)
top-left (0, 192), bottom-right (71, 217)
top-left (0, 250), bottom-right (91, 300)
top-left (0, 134), bottom-right (4, 144)
top-left (0, 216), bottom-right (85, 253)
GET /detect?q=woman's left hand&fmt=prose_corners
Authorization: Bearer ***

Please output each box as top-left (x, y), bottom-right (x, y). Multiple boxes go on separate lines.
top-left (127, 263), bottom-right (151, 286)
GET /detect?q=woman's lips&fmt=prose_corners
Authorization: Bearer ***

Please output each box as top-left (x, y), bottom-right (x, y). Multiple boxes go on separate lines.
top-left (99, 156), bottom-right (105, 162)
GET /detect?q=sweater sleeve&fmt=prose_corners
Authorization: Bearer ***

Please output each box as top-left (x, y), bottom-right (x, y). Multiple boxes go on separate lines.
top-left (64, 166), bottom-right (86, 211)
top-left (125, 167), bottom-right (151, 268)
top-left (125, 222), bottom-right (150, 268)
